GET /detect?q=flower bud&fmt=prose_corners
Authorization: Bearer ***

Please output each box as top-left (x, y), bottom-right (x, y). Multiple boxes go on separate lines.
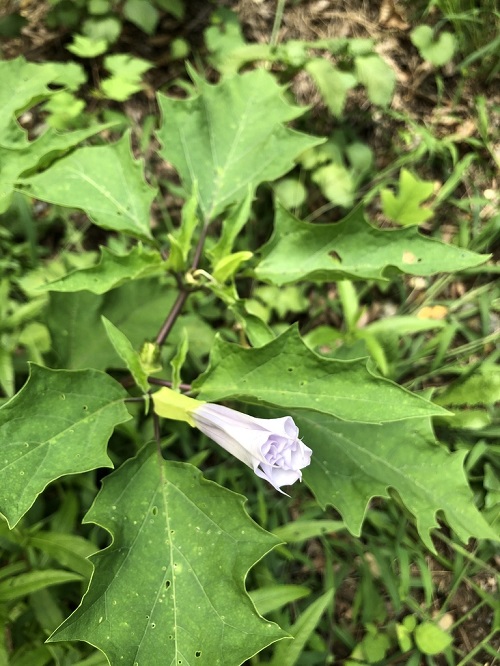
top-left (192, 403), bottom-right (312, 493)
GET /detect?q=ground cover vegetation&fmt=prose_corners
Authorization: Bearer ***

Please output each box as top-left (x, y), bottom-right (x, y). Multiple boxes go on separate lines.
top-left (0, 0), bottom-right (498, 664)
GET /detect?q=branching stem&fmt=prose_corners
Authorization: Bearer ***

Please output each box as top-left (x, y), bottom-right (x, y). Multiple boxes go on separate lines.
top-left (155, 289), bottom-right (189, 346)
top-left (155, 221), bottom-right (210, 347)
top-left (148, 377), bottom-right (192, 392)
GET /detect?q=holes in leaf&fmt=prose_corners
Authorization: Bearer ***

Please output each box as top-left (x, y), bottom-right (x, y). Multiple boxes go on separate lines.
top-left (287, 368), bottom-right (294, 373)
top-left (329, 250), bottom-right (342, 262)
top-left (82, 405), bottom-right (88, 411)
top-left (165, 580), bottom-right (171, 589)
top-left (195, 651), bottom-right (201, 658)
top-left (152, 506), bottom-right (158, 516)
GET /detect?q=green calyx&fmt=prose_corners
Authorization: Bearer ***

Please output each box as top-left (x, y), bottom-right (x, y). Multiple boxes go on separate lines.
top-left (152, 386), bottom-right (204, 426)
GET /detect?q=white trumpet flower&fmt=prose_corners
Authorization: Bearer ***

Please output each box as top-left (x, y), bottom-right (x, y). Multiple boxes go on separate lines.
top-left (152, 387), bottom-right (312, 492)
top-left (192, 403), bottom-right (312, 493)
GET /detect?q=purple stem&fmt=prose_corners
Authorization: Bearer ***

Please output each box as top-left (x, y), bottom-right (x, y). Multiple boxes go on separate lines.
top-left (155, 222), bottom-right (210, 347)
top-left (155, 290), bottom-right (189, 346)
top-left (148, 377), bottom-right (192, 392)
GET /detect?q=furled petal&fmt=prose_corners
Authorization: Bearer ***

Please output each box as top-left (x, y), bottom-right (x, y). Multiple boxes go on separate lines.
top-left (192, 403), bottom-right (312, 492)
top-left (254, 465), bottom-right (303, 494)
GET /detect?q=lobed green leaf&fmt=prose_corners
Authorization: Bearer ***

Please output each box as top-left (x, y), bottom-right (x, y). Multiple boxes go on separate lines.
top-left (0, 124), bottom-right (112, 214)
top-left (297, 410), bottom-right (498, 549)
top-left (381, 169), bottom-right (434, 226)
top-left (194, 326), bottom-right (448, 423)
top-left (156, 69), bottom-right (323, 221)
top-left (50, 443), bottom-right (286, 664)
top-left (256, 204), bottom-right (488, 285)
top-left (0, 365), bottom-right (130, 527)
top-left (0, 57), bottom-right (85, 148)
top-left (18, 133), bottom-right (157, 240)
top-left (38, 245), bottom-right (166, 295)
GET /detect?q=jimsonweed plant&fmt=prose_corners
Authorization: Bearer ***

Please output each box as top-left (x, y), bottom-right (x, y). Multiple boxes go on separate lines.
top-left (0, 56), bottom-right (497, 665)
